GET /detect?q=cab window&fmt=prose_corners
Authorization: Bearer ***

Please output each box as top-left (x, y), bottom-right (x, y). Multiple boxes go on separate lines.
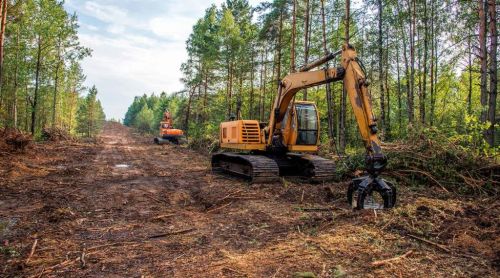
top-left (295, 104), bottom-right (318, 145)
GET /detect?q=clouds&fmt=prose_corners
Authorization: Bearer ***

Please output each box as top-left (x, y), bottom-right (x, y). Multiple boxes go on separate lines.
top-left (64, 0), bottom-right (263, 119)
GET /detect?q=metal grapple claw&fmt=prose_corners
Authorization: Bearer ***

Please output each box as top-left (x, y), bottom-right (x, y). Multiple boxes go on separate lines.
top-left (347, 175), bottom-right (397, 210)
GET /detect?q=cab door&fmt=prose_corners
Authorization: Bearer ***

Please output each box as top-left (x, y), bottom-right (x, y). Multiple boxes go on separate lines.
top-left (295, 103), bottom-right (319, 145)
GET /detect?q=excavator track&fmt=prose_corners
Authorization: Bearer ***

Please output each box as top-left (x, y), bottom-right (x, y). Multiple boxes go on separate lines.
top-left (211, 153), bottom-right (280, 183)
top-left (212, 153), bottom-right (336, 183)
top-left (286, 153), bottom-right (336, 182)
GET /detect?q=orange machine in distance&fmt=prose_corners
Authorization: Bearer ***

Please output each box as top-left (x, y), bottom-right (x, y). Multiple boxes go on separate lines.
top-left (154, 111), bottom-right (185, 145)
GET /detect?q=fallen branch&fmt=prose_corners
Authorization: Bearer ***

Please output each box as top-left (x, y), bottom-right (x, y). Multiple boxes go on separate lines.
top-left (398, 169), bottom-right (449, 193)
top-left (207, 201), bottom-right (233, 213)
top-left (25, 238), bottom-right (38, 265)
top-left (371, 250), bottom-right (413, 267)
top-left (151, 213), bottom-right (176, 220)
top-left (407, 234), bottom-right (451, 253)
top-left (148, 228), bottom-right (197, 239)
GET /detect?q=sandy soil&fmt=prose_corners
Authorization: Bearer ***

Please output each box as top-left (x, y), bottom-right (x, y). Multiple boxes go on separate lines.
top-left (1, 122), bottom-right (498, 277)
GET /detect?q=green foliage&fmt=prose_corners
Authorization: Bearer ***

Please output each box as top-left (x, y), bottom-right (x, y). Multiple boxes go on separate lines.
top-left (134, 105), bottom-right (154, 134)
top-left (76, 86), bottom-right (106, 138)
top-left (124, 0), bottom-right (498, 159)
top-left (124, 92), bottom-right (184, 135)
top-left (0, 0), bottom-right (100, 138)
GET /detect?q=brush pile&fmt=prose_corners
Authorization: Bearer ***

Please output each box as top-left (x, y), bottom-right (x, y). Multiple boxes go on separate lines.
top-left (336, 131), bottom-right (499, 195)
top-left (1, 128), bottom-right (32, 152)
top-left (41, 127), bottom-right (72, 142)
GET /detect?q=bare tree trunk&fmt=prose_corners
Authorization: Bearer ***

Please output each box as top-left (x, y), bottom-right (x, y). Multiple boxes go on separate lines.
top-left (228, 61), bottom-right (234, 118)
top-left (421, 0), bottom-right (428, 124)
top-left (31, 37), bottom-right (43, 135)
top-left (321, 0), bottom-right (335, 148)
top-left (13, 26), bottom-right (20, 128)
top-left (487, 0), bottom-right (497, 146)
top-left (430, 0), bottom-right (435, 124)
top-left (396, 1), bottom-right (411, 127)
top-left (385, 33), bottom-right (391, 138)
top-left (52, 54), bottom-right (62, 128)
top-left (249, 50), bottom-right (255, 119)
top-left (259, 47), bottom-right (267, 121)
top-left (302, 0), bottom-right (310, 101)
top-left (338, 0), bottom-right (350, 153)
top-left (203, 69), bottom-right (208, 122)
top-left (408, 0), bottom-right (416, 123)
top-left (0, 0), bottom-right (7, 110)
top-left (396, 38), bottom-right (402, 133)
top-left (467, 32), bottom-right (472, 115)
top-left (276, 7), bottom-right (283, 82)
top-left (339, 85), bottom-right (347, 154)
top-left (184, 87), bottom-right (195, 134)
top-left (290, 0), bottom-right (296, 73)
top-left (378, 0), bottom-right (385, 137)
top-left (478, 0), bottom-right (488, 123)
top-left (431, 36), bottom-right (438, 126)
top-left (345, 0), bottom-right (350, 44)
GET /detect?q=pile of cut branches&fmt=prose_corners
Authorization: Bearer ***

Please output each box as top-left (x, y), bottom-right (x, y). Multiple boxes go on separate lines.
top-left (1, 128), bottom-right (33, 152)
top-left (335, 131), bottom-right (499, 195)
top-left (41, 127), bottom-right (73, 142)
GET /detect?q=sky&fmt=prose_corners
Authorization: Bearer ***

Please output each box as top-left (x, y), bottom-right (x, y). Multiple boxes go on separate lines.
top-left (64, 0), bottom-right (265, 120)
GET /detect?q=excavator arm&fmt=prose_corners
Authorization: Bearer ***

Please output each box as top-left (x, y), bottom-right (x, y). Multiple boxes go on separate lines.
top-left (268, 43), bottom-right (395, 209)
top-left (267, 67), bottom-right (344, 143)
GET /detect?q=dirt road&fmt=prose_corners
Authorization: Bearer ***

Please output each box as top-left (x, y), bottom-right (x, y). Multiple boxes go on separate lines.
top-left (1, 122), bottom-right (498, 277)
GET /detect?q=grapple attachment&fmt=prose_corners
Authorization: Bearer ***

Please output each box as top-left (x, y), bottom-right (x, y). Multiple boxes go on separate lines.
top-left (347, 176), bottom-right (396, 209)
top-left (347, 153), bottom-right (397, 209)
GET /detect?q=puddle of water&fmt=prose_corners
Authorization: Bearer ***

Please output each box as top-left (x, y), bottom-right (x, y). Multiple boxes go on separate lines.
top-left (114, 164), bottom-right (130, 168)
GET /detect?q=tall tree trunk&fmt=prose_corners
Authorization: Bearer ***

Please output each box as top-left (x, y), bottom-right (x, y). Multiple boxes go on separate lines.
top-left (431, 35), bottom-right (438, 126)
top-left (302, 0), bottom-right (310, 101)
top-left (385, 33), bottom-right (391, 138)
top-left (487, 0), bottom-right (497, 146)
top-left (52, 57), bottom-right (62, 128)
top-left (290, 0), bottom-right (296, 73)
top-left (321, 0), bottom-right (336, 148)
top-left (339, 0), bottom-right (350, 153)
top-left (184, 87), bottom-right (195, 134)
top-left (467, 32), bottom-right (472, 115)
top-left (396, 1), bottom-right (411, 127)
top-left (13, 26), bottom-right (20, 128)
top-left (421, 0), bottom-right (428, 124)
top-left (396, 38), bottom-right (402, 133)
top-left (276, 7), bottom-right (283, 84)
top-left (345, 0), bottom-right (350, 44)
top-left (228, 61), bottom-right (234, 118)
top-left (339, 85), bottom-right (347, 154)
top-left (259, 47), bottom-right (267, 121)
top-left (430, 0), bottom-right (435, 124)
top-left (478, 0), bottom-right (488, 123)
top-left (31, 37), bottom-right (43, 135)
top-left (226, 55), bottom-right (231, 118)
top-left (237, 73), bottom-right (243, 120)
top-left (378, 0), bottom-right (385, 137)
top-left (408, 0), bottom-right (416, 123)
top-left (249, 51), bottom-right (255, 119)
top-left (203, 69), bottom-right (208, 122)
top-left (0, 0), bottom-right (7, 110)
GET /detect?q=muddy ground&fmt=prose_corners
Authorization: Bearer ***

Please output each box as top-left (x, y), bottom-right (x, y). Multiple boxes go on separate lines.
top-left (1, 122), bottom-right (498, 277)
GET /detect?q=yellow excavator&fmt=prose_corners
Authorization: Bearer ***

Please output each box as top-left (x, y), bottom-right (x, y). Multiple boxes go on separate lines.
top-left (212, 44), bottom-right (396, 209)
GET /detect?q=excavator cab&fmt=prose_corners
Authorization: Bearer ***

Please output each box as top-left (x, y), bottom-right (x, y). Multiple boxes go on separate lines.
top-left (295, 102), bottom-right (319, 145)
top-left (281, 101), bottom-right (319, 147)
